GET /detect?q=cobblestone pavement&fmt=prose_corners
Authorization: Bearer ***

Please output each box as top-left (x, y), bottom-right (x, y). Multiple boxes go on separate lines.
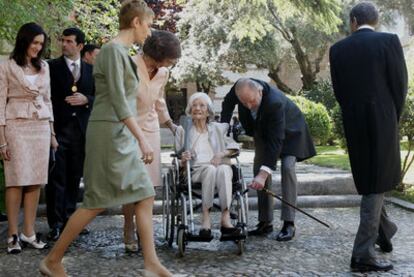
top-left (0, 204), bottom-right (413, 276)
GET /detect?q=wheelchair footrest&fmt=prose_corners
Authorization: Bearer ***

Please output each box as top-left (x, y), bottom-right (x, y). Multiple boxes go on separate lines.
top-left (219, 233), bottom-right (247, 242)
top-left (186, 233), bottom-right (214, 242)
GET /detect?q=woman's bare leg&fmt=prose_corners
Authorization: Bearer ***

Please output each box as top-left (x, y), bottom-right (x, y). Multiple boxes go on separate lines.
top-left (135, 197), bottom-right (171, 277)
top-left (6, 187), bottom-right (22, 237)
top-left (22, 185), bottom-right (41, 236)
top-left (43, 208), bottom-right (104, 276)
top-left (122, 203), bottom-right (136, 244)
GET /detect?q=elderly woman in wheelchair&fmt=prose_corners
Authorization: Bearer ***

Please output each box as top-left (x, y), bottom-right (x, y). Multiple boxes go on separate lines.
top-left (174, 92), bottom-right (242, 238)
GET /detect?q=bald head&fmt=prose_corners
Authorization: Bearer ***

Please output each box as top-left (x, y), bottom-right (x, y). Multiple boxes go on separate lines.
top-left (235, 78), bottom-right (263, 111)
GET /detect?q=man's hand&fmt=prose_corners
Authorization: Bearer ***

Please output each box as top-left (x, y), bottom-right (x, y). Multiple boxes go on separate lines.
top-left (65, 93), bottom-right (88, 106)
top-left (249, 170), bottom-right (269, 190)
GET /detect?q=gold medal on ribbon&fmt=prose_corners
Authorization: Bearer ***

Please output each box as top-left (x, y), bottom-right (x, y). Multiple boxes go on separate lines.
top-left (71, 85), bottom-right (77, 93)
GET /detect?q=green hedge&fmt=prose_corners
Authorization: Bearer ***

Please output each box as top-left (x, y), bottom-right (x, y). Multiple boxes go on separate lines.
top-left (290, 96), bottom-right (333, 146)
top-left (303, 81), bottom-right (346, 148)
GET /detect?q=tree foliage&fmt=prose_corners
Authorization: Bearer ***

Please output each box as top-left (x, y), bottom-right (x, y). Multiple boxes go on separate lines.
top-left (173, 0), bottom-right (343, 93)
top-left (0, 0), bottom-right (72, 55)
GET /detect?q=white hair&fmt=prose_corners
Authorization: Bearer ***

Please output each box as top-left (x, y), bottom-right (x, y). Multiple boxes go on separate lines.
top-left (185, 92), bottom-right (215, 119)
top-left (235, 78), bottom-right (263, 97)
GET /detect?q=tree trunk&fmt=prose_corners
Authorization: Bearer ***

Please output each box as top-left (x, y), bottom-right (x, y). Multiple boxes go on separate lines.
top-left (268, 64), bottom-right (295, 95)
top-left (289, 28), bottom-right (316, 91)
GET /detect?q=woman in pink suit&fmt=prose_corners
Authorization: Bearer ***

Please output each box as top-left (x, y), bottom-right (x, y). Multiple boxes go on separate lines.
top-left (123, 30), bottom-right (181, 252)
top-left (0, 22), bottom-right (58, 254)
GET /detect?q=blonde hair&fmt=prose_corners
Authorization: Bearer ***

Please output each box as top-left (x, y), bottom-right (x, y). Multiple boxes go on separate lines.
top-left (119, 0), bottom-right (154, 30)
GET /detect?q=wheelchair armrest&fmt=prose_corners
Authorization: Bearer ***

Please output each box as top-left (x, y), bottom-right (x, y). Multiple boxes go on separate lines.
top-left (228, 152), bottom-right (240, 158)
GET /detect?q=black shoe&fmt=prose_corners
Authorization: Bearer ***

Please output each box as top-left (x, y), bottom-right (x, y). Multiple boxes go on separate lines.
top-left (199, 229), bottom-right (212, 238)
top-left (375, 229), bottom-right (393, 253)
top-left (0, 213), bottom-right (7, 222)
top-left (248, 221), bottom-right (273, 236)
top-left (47, 227), bottom-right (60, 241)
top-left (80, 228), bottom-right (90, 236)
top-left (350, 257), bottom-right (393, 272)
top-left (221, 226), bottom-right (242, 236)
top-left (376, 237), bottom-right (393, 253)
top-left (276, 223), bottom-right (295, 241)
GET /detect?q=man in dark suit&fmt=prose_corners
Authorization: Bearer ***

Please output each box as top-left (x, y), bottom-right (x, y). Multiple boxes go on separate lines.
top-left (46, 28), bottom-right (95, 240)
top-left (330, 2), bottom-right (408, 272)
top-left (221, 78), bottom-right (316, 241)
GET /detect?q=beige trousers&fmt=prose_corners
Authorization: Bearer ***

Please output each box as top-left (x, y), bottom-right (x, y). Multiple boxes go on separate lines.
top-left (191, 164), bottom-right (233, 211)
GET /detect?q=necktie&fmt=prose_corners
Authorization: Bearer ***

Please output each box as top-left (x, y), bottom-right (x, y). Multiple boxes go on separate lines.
top-left (71, 62), bottom-right (80, 82)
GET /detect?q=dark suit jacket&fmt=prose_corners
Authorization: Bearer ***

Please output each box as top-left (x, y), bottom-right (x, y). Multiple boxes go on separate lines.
top-left (221, 79), bottom-right (316, 170)
top-left (330, 29), bottom-right (408, 194)
top-left (48, 56), bottom-right (95, 136)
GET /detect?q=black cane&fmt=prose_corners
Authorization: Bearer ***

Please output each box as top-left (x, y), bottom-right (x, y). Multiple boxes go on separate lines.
top-left (243, 188), bottom-right (330, 229)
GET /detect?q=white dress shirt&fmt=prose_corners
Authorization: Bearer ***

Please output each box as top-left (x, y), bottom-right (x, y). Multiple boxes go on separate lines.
top-left (357, 25), bottom-right (375, 31)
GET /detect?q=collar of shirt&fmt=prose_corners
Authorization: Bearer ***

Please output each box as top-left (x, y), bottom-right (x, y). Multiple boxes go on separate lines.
top-left (64, 56), bottom-right (81, 70)
top-left (357, 25), bottom-right (375, 31)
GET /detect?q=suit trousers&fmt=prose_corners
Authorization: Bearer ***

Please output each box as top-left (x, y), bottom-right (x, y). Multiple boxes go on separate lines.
top-left (352, 193), bottom-right (397, 258)
top-left (191, 164), bottom-right (233, 211)
top-left (46, 118), bottom-right (85, 229)
top-left (254, 136), bottom-right (298, 222)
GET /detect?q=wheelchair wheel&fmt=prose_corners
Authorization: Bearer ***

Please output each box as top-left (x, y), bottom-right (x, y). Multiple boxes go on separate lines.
top-left (168, 169), bottom-right (177, 247)
top-left (177, 228), bottom-right (186, 257)
top-left (237, 240), bottom-right (245, 255)
top-left (162, 174), bottom-right (170, 242)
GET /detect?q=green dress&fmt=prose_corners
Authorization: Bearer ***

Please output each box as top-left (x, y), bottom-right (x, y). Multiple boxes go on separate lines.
top-left (82, 43), bottom-right (154, 209)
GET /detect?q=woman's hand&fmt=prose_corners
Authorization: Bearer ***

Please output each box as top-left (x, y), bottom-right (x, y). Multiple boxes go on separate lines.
top-left (181, 151), bottom-right (192, 163)
top-left (211, 152), bottom-right (225, 167)
top-left (0, 145), bottom-right (11, 161)
top-left (165, 120), bottom-right (178, 135)
top-left (51, 135), bottom-right (59, 151)
top-left (139, 139), bottom-right (154, 164)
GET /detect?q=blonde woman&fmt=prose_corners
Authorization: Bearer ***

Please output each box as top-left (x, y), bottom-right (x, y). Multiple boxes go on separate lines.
top-left (40, 1), bottom-right (171, 276)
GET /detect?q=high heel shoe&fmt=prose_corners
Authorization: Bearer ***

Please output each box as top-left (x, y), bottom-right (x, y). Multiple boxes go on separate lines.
top-left (20, 233), bottom-right (49, 249)
top-left (7, 234), bottom-right (21, 254)
top-left (124, 241), bottom-right (139, 253)
top-left (39, 259), bottom-right (53, 277)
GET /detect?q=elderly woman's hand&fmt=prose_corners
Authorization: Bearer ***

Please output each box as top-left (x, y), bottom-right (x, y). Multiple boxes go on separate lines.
top-left (181, 151), bottom-right (192, 163)
top-left (210, 152), bottom-right (225, 167)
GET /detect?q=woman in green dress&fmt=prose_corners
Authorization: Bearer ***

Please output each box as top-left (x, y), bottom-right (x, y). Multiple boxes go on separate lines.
top-left (40, 1), bottom-right (171, 276)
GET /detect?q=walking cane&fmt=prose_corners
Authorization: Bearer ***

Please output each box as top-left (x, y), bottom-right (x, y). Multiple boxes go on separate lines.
top-left (180, 116), bottom-right (195, 234)
top-left (243, 188), bottom-right (330, 229)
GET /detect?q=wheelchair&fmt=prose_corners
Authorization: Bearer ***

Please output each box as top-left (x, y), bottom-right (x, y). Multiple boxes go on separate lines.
top-left (162, 152), bottom-right (249, 257)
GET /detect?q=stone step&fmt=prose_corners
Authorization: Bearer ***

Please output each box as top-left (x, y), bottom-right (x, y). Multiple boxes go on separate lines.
top-left (38, 163), bottom-right (356, 204)
top-left (34, 194), bottom-right (362, 219)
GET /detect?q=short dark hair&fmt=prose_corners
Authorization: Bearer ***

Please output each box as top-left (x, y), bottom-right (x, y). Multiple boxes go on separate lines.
top-left (62, 27), bottom-right (85, 45)
top-left (142, 30), bottom-right (181, 63)
top-left (81, 44), bottom-right (100, 57)
top-left (10, 22), bottom-right (47, 72)
top-left (350, 2), bottom-right (379, 26)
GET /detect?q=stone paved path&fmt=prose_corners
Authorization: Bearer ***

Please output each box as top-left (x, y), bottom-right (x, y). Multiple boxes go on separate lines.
top-left (0, 204), bottom-right (413, 276)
